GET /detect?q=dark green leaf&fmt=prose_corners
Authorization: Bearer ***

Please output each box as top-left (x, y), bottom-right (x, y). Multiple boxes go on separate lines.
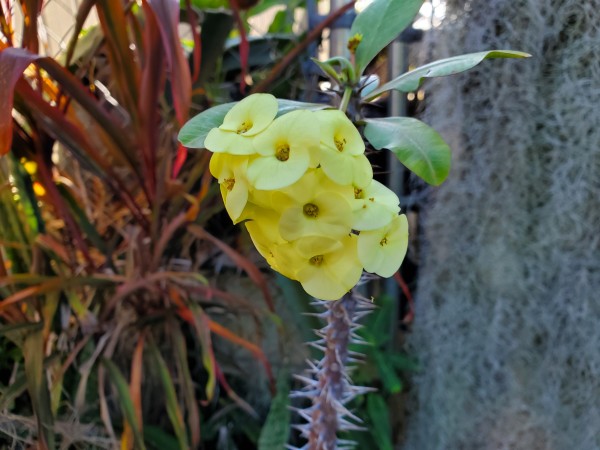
top-left (144, 426), bottom-right (181, 450)
top-left (374, 350), bottom-right (403, 394)
top-left (187, 0), bottom-right (228, 9)
top-left (350, 0), bottom-right (424, 75)
top-left (366, 394), bottom-right (393, 450)
top-left (0, 321), bottom-right (43, 338)
top-left (365, 50), bottom-right (531, 99)
top-left (178, 102), bottom-right (236, 148)
top-left (258, 367), bottom-right (291, 450)
top-left (149, 343), bottom-right (189, 450)
top-left (24, 327), bottom-right (55, 449)
top-left (102, 359), bottom-right (147, 450)
top-left (364, 117), bottom-right (451, 186)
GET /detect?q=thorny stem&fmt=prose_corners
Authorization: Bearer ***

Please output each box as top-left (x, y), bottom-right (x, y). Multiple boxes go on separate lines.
top-left (307, 294), bottom-right (355, 449)
top-left (292, 291), bottom-right (374, 450)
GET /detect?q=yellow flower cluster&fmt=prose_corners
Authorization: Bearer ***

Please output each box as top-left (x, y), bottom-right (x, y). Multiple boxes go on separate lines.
top-left (206, 94), bottom-right (408, 300)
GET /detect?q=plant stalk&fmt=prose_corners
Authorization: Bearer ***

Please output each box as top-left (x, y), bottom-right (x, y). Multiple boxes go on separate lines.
top-left (293, 291), bottom-right (372, 450)
top-left (338, 86), bottom-right (353, 113)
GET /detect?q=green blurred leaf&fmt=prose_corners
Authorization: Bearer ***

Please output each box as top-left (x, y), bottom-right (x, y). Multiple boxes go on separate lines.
top-left (23, 327), bottom-right (55, 449)
top-left (102, 359), bottom-right (147, 450)
top-left (258, 367), bottom-right (290, 450)
top-left (364, 117), bottom-right (451, 186)
top-left (187, 0), bottom-right (228, 9)
top-left (389, 353), bottom-right (420, 372)
top-left (144, 426), bottom-right (180, 450)
top-left (365, 50), bottom-right (531, 99)
top-left (149, 343), bottom-right (189, 450)
top-left (268, 9), bottom-right (292, 33)
top-left (373, 350), bottom-right (403, 394)
top-left (0, 371), bottom-right (27, 410)
top-left (350, 0), bottom-right (423, 75)
top-left (172, 325), bottom-right (201, 448)
top-left (366, 394), bottom-right (393, 450)
top-left (0, 321), bottom-right (43, 338)
top-left (178, 102), bottom-right (235, 148)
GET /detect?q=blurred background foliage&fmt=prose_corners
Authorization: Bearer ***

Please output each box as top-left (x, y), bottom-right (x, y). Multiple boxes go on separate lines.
top-left (0, 0), bottom-right (417, 448)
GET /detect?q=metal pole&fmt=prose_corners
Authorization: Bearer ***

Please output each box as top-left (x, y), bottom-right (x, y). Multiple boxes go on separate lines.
top-left (329, 0), bottom-right (352, 58)
top-left (386, 38), bottom-right (408, 339)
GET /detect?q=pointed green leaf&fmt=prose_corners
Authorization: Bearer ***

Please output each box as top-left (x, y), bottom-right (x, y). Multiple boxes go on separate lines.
top-left (350, 0), bottom-right (424, 75)
top-left (144, 426), bottom-right (181, 450)
top-left (366, 394), bottom-right (393, 450)
top-left (102, 359), bottom-right (147, 450)
top-left (258, 367), bottom-right (291, 450)
top-left (24, 327), bottom-right (55, 449)
top-left (0, 321), bottom-right (43, 337)
top-left (374, 350), bottom-right (403, 394)
top-left (149, 343), bottom-right (189, 450)
top-left (364, 117), bottom-right (451, 186)
top-left (365, 50), bottom-right (531, 100)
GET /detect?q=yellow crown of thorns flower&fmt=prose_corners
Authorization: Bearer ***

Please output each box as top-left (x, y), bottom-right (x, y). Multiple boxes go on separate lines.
top-left (205, 93), bottom-right (408, 300)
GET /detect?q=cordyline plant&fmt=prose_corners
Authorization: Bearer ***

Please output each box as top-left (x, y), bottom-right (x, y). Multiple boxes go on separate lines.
top-left (0, 0), bottom-right (294, 448)
top-left (180, 0), bottom-right (529, 448)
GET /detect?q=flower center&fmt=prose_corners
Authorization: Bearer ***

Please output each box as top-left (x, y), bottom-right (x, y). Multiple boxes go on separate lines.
top-left (303, 203), bottom-right (319, 218)
top-left (334, 136), bottom-right (347, 152)
top-left (223, 178), bottom-right (235, 191)
top-left (354, 187), bottom-right (364, 199)
top-left (237, 121), bottom-right (252, 134)
top-left (275, 143), bottom-right (290, 161)
top-left (309, 255), bottom-right (324, 266)
top-left (380, 237), bottom-right (388, 247)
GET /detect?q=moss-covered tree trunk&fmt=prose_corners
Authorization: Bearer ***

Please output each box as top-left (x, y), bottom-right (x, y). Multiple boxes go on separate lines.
top-left (404, 1), bottom-right (600, 449)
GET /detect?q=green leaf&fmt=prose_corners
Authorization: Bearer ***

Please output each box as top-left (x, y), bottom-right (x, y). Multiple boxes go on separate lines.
top-left (276, 99), bottom-right (327, 116)
top-left (373, 350), bottom-right (403, 394)
top-left (366, 394), bottom-right (393, 450)
top-left (0, 371), bottom-right (27, 410)
top-left (102, 359), bottom-right (147, 450)
top-left (350, 0), bottom-right (424, 75)
top-left (187, 0), bottom-right (228, 9)
top-left (0, 321), bottom-right (43, 338)
top-left (144, 426), bottom-right (181, 450)
top-left (364, 117), bottom-right (451, 186)
top-left (24, 327), bottom-right (55, 449)
top-left (258, 367), bottom-right (291, 450)
top-left (149, 343), bottom-right (189, 450)
top-left (178, 100), bottom-right (326, 148)
top-left (365, 50), bottom-right (531, 100)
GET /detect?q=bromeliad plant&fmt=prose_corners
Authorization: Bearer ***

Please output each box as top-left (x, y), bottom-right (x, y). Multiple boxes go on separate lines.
top-left (0, 1), bottom-right (284, 449)
top-left (180, 0), bottom-right (528, 448)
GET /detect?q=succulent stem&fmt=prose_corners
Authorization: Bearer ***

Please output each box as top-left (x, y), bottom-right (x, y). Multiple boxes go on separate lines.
top-left (291, 290), bottom-right (374, 450)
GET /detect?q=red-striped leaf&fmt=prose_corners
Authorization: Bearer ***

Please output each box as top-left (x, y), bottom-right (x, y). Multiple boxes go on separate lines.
top-left (147, 0), bottom-right (192, 125)
top-left (0, 47), bottom-right (40, 155)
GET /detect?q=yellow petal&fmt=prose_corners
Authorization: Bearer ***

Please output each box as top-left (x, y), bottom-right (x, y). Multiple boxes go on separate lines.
top-left (246, 110), bottom-right (319, 190)
top-left (220, 93), bottom-right (278, 136)
top-left (320, 149), bottom-right (373, 187)
top-left (279, 191), bottom-right (353, 241)
top-left (247, 151), bottom-right (310, 190)
top-left (296, 234), bottom-right (362, 300)
top-left (357, 214), bottom-right (408, 277)
top-left (314, 109), bottom-right (364, 155)
top-left (352, 179), bottom-right (400, 230)
top-left (205, 128), bottom-right (256, 155)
